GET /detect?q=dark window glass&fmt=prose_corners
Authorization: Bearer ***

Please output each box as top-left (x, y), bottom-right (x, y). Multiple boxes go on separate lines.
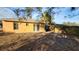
top-left (0, 21), bottom-right (2, 29)
top-left (37, 24), bottom-right (39, 31)
top-left (14, 22), bottom-right (18, 30)
top-left (26, 23), bottom-right (29, 26)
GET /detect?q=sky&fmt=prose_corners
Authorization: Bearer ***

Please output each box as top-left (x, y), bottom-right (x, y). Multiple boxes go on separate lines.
top-left (0, 7), bottom-right (79, 24)
top-left (52, 7), bottom-right (79, 24)
top-left (0, 8), bottom-right (17, 19)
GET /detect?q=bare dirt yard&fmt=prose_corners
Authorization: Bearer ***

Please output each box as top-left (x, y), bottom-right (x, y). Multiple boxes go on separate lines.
top-left (0, 32), bottom-right (79, 51)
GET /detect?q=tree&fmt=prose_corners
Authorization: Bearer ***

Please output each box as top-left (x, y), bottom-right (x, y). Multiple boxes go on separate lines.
top-left (41, 11), bottom-right (51, 24)
top-left (13, 8), bottom-right (19, 18)
top-left (25, 7), bottom-right (33, 19)
top-left (13, 8), bottom-right (25, 20)
top-left (33, 7), bottom-right (42, 20)
top-left (40, 7), bottom-right (55, 25)
top-left (63, 22), bottom-right (78, 26)
top-left (13, 7), bottom-right (54, 24)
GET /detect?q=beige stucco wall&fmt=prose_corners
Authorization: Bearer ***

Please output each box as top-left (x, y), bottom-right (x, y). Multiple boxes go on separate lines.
top-left (2, 20), bottom-right (63, 33)
top-left (39, 24), bottom-right (45, 32)
top-left (2, 20), bottom-right (14, 32)
top-left (2, 20), bottom-right (45, 33)
top-left (52, 27), bottom-right (62, 33)
top-left (15, 22), bottom-right (34, 33)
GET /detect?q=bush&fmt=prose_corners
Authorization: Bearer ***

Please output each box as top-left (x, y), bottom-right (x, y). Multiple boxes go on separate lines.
top-left (61, 26), bottom-right (79, 36)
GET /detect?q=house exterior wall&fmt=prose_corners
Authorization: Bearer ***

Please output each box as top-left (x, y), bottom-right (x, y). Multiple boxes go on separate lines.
top-left (25, 23), bottom-right (34, 32)
top-left (2, 20), bottom-right (45, 33)
top-left (15, 22), bottom-right (34, 33)
top-left (2, 20), bottom-right (14, 32)
top-left (39, 24), bottom-right (45, 32)
top-left (52, 27), bottom-right (62, 33)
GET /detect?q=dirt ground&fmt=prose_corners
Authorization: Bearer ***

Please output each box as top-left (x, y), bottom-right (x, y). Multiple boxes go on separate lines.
top-left (0, 32), bottom-right (79, 51)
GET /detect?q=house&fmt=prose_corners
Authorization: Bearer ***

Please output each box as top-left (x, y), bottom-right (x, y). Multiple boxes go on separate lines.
top-left (0, 18), bottom-right (69, 33)
top-left (0, 18), bottom-right (45, 33)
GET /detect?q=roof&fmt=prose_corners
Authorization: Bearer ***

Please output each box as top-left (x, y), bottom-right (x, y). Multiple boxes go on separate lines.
top-left (2, 18), bottom-right (16, 20)
top-left (2, 18), bottom-right (45, 24)
top-left (26, 19), bottom-right (36, 22)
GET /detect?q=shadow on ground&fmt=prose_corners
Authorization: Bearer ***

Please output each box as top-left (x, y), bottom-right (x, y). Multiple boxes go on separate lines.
top-left (16, 32), bottom-right (79, 51)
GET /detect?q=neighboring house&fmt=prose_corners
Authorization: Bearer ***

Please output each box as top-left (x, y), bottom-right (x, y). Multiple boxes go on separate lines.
top-left (0, 18), bottom-right (45, 33)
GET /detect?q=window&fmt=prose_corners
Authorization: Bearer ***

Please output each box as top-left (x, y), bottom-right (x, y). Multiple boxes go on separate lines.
top-left (33, 24), bottom-right (35, 31)
top-left (37, 24), bottom-right (39, 31)
top-left (0, 21), bottom-right (2, 29)
top-left (26, 23), bottom-right (29, 26)
top-left (14, 22), bottom-right (18, 30)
